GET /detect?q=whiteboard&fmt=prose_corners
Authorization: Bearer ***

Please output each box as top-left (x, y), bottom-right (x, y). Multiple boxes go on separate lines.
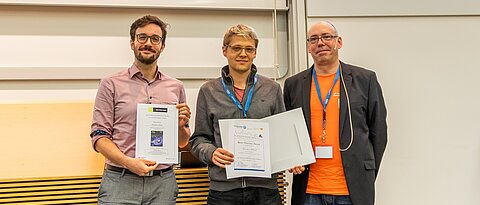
top-left (0, 5), bottom-right (288, 79)
top-left (0, 0), bottom-right (287, 10)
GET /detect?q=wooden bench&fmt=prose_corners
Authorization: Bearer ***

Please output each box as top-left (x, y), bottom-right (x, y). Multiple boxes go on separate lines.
top-left (0, 167), bottom-right (287, 204)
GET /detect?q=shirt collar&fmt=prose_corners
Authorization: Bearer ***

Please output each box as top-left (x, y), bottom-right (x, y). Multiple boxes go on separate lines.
top-left (221, 64), bottom-right (258, 86)
top-left (128, 64), bottom-right (162, 81)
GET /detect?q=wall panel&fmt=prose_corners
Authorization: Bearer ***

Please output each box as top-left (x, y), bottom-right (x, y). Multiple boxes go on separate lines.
top-left (306, 1), bottom-right (480, 204)
top-left (0, 5), bottom-right (289, 79)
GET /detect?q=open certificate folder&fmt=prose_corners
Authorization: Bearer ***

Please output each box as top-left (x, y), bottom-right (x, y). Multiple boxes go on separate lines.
top-left (219, 108), bottom-right (315, 179)
top-left (135, 104), bottom-right (178, 164)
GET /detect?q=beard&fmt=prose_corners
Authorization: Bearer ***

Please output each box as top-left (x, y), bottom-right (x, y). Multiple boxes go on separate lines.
top-left (135, 46), bottom-right (159, 65)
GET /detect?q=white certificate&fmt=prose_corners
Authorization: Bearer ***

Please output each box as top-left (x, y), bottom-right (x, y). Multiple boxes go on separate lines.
top-left (219, 108), bottom-right (315, 177)
top-left (135, 104), bottom-right (178, 164)
top-left (220, 120), bottom-right (271, 179)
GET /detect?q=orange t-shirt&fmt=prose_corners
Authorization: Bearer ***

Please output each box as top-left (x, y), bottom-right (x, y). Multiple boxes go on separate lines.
top-left (306, 71), bottom-right (349, 195)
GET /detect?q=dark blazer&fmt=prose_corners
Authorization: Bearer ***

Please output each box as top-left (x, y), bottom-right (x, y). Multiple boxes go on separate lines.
top-left (283, 62), bottom-right (387, 205)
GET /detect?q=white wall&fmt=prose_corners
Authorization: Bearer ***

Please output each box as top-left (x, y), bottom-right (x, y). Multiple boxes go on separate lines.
top-left (305, 1), bottom-right (480, 204)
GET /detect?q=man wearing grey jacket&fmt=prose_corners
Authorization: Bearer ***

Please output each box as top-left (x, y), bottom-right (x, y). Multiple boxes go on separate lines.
top-left (189, 24), bottom-right (285, 205)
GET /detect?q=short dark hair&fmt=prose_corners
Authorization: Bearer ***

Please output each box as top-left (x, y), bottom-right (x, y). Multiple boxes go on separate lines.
top-left (130, 15), bottom-right (168, 44)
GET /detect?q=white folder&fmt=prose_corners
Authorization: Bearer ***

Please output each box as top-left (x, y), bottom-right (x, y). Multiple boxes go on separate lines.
top-left (219, 108), bottom-right (315, 177)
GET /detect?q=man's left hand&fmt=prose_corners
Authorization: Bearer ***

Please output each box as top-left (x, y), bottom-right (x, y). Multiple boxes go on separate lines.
top-left (176, 103), bottom-right (191, 127)
top-left (288, 165), bottom-right (305, 175)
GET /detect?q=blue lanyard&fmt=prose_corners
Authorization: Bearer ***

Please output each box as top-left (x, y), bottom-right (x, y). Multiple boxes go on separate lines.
top-left (312, 66), bottom-right (340, 129)
top-left (221, 74), bottom-right (258, 118)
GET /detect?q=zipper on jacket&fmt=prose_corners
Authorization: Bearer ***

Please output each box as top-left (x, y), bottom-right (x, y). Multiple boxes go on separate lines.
top-left (241, 177), bottom-right (246, 188)
top-left (228, 72), bottom-right (253, 119)
top-left (241, 72), bottom-right (253, 119)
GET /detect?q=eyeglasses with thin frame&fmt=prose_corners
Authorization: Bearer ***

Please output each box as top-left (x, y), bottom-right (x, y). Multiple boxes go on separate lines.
top-left (136, 34), bottom-right (163, 45)
top-left (307, 34), bottom-right (338, 45)
top-left (226, 45), bottom-right (257, 54)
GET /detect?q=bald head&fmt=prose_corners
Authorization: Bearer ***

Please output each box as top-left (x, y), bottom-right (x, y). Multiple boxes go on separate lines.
top-left (307, 21), bottom-right (342, 72)
top-left (308, 21), bottom-right (338, 37)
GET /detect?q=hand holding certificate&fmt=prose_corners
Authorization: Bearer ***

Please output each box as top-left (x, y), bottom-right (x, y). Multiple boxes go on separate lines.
top-left (135, 104), bottom-right (179, 164)
top-left (219, 108), bottom-right (315, 179)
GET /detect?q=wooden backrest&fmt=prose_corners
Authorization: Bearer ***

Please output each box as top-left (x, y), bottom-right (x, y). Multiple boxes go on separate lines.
top-left (0, 168), bottom-right (287, 204)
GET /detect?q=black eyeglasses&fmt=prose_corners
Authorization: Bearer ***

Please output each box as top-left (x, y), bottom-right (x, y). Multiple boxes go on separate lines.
top-left (136, 34), bottom-right (163, 45)
top-left (307, 34), bottom-right (338, 45)
top-left (226, 45), bottom-right (256, 54)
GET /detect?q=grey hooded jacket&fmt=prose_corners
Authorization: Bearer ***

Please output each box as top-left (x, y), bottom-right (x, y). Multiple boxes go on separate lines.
top-left (189, 64), bottom-right (285, 191)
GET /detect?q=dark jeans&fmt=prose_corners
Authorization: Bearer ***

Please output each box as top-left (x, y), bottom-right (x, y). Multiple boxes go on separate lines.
top-left (304, 194), bottom-right (353, 205)
top-left (207, 187), bottom-right (282, 205)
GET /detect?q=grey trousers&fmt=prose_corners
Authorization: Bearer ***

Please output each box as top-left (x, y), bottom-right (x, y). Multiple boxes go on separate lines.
top-left (98, 169), bottom-right (178, 205)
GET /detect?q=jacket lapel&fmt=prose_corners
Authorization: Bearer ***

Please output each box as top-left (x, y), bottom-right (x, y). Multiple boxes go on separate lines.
top-left (339, 62), bottom-right (353, 146)
top-left (303, 66), bottom-right (314, 136)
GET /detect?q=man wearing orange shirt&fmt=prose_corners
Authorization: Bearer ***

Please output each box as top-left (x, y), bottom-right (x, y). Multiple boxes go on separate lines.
top-left (283, 21), bottom-right (387, 205)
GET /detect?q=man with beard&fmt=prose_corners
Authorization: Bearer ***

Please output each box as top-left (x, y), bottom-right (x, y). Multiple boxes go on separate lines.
top-left (90, 15), bottom-right (191, 204)
top-left (284, 21), bottom-right (387, 205)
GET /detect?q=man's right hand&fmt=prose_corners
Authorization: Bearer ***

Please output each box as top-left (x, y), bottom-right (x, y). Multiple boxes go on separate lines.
top-left (212, 148), bottom-right (234, 168)
top-left (123, 157), bottom-right (159, 176)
